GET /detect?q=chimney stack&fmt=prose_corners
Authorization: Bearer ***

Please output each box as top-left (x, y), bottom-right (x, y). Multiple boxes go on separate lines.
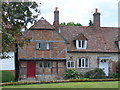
top-left (93, 8), bottom-right (101, 27)
top-left (53, 7), bottom-right (59, 31)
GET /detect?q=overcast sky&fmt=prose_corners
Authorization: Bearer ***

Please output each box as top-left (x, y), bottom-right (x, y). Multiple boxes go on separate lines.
top-left (34, 0), bottom-right (119, 27)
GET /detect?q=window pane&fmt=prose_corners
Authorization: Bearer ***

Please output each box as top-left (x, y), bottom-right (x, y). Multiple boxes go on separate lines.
top-left (79, 59), bottom-right (81, 67)
top-left (79, 41), bottom-right (81, 47)
top-left (39, 43), bottom-right (41, 48)
top-left (39, 61), bottom-right (43, 67)
top-left (82, 40), bottom-right (84, 48)
top-left (68, 62), bottom-right (70, 67)
top-left (44, 62), bottom-right (47, 67)
top-left (48, 62), bottom-right (51, 67)
top-left (82, 59), bottom-right (84, 67)
top-left (86, 59), bottom-right (88, 67)
top-left (71, 62), bottom-right (74, 67)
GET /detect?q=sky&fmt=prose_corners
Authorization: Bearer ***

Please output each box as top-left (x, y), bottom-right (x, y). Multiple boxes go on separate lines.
top-left (33, 0), bottom-right (119, 27)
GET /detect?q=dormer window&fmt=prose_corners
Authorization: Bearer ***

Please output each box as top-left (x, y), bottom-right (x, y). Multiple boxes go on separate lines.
top-left (36, 42), bottom-right (50, 50)
top-left (73, 33), bottom-right (88, 49)
top-left (76, 40), bottom-right (87, 49)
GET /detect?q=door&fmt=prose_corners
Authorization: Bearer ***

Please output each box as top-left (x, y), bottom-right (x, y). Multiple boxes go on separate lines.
top-left (27, 61), bottom-right (36, 78)
top-left (99, 60), bottom-right (108, 76)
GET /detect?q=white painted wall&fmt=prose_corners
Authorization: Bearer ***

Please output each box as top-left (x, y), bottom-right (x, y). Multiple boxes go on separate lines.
top-left (0, 52), bottom-right (15, 70)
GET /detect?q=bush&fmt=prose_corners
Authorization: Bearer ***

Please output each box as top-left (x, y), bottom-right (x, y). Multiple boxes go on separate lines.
top-left (109, 73), bottom-right (119, 78)
top-left (63, 69), bottom-right (83, 79)
top-left (84, 68), bottom-right (106, 79)
top-left (0, 71), bottom-right (15, 83)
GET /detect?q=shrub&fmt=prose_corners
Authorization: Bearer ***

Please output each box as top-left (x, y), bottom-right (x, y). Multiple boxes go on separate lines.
top-left (0, 71), bottom-right (15, 83)
top-left (109, 73), bottom-right (119, 78)
top-left (84, 68), bottom-right (106, 79)
top-left (63, 69), bottom-right (83, 79)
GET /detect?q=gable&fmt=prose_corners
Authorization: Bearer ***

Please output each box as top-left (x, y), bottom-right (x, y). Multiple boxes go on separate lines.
top-left (74, 33), bottom-right (88, 40)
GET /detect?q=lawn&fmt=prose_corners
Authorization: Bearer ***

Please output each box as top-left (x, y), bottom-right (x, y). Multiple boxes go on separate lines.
top-left (2, 81), bottom-right (119, 88)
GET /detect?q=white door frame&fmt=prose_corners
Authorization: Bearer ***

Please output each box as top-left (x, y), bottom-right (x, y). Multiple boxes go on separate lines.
top-left (99, 59), bottom-right (109, 76)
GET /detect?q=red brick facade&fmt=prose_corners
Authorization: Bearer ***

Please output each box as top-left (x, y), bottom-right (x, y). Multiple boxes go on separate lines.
top-left (19, 18), bottom-right (67, 80)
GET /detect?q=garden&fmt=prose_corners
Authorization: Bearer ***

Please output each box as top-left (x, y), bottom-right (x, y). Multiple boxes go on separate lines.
top-left (0, 68), bottom-right (119, 88)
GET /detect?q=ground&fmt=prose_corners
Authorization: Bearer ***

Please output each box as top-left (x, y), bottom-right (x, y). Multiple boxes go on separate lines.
top-left (2, 81), bottom-right (119, 88)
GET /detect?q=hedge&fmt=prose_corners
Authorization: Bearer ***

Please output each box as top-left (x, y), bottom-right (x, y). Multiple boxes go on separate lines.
top-left (0, 71), bottom-right (15, 83)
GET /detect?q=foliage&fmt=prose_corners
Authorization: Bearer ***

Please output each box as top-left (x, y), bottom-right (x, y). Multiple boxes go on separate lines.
top-left (89, 20), bottom-right (93, 26)
top-left (84, 68), bottom-right (106, 79)
top-left (1, 1), bottom-right (40, 53)
top-left (0, 71), bottom-right (15, 83)
top-left (60, 22), bottom-right (82, 26)
top-left (63, 69), bottom-right (83, 79)
top-left (109, 73), bottom-right (119, 78)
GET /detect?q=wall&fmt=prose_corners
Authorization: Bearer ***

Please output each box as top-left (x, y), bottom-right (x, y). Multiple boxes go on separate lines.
top-left (67, 52), bottom-right (119, 75)
top-left (19, 30), bottom-right (67, 59)
top-left (0, 52), bottom-right (15, 70)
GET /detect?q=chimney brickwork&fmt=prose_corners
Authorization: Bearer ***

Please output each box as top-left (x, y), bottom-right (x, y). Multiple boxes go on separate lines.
top-left (93, 8), bottom-right (101, 27)
top-left (53, 7), bottom-right (59, 31)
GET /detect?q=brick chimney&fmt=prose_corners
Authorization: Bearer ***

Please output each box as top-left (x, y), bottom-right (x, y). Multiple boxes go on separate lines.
top-left (53, 7), bottom-right (59, 31)
top-left (93, 8), bottom-right (101, 27)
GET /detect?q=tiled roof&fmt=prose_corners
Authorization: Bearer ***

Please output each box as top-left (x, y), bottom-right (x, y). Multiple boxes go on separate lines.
top-left (60, 26), bottom-right (119, 52)
top-left (74, 33), bottom-right (88, 40)
top-left (30, 17), bottom-right (55, 30)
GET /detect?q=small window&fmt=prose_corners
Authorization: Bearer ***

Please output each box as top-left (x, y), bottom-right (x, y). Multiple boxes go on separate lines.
top-left (67, 61), bottom-right (75, 68)
top-left (39, 61), bottom-right (52, 68)
top-left (44, 62), bottom-right (51, 68)
top-left (76, 40), bottom-right (87, 49)
top-left (36, 42), bottom-right (50, 50)
top-left (78, 58), bottom-right (89, 68)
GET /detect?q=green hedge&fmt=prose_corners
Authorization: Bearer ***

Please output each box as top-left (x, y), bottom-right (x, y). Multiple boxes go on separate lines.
top-left (63, 69), bottom-right (83, 79)
top-left (0, 71), bottom-right (15, 83)
top-left (109, 73), bottom-right (120, 78)
top-left (84, 68), bottom-right (106, 79)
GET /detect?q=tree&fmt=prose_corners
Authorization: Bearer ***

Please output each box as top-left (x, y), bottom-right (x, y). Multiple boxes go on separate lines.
top-left (1, 1), bottom-right (40, 81)
top-left (89, 20), bottom-right (93, 26)
top-left (60, 22), bottom-right (82, 26)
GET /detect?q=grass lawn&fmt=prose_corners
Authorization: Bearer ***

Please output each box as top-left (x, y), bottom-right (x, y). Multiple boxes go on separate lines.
top-left (2, 81), bottom-right (119, 88)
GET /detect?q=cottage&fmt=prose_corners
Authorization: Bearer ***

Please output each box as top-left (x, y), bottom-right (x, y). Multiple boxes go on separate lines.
top-left (18, 8), bottom-right (67, 80)
top-left (59, 9), bottom-right (119, 76)
top-left (18, 8), bottom-right (119, 80)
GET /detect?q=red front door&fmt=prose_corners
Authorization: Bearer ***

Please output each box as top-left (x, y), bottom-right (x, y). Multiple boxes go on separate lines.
top-left (27, 61), bottom-right (36, 78)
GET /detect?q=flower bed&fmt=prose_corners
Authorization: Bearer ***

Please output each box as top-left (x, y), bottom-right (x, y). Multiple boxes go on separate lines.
top-left (1, 78), bottom-right (119, 86)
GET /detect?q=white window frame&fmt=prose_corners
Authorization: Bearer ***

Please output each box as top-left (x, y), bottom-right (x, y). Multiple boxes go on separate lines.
top-left (67, 61), bottom-right (75, 68)
top-left (118, 41), bottom-right (120, 49)
top-left (76, 40), bottom-right (87, 49)
top-left (46, 42), bottom-right (50, 49)
top-left (77, 58), bottom-right (89, 68)
top-left (36, 42), bottom-right (50, 50)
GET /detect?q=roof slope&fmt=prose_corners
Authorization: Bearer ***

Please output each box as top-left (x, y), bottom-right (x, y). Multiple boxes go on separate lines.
top-left (60, 26), bottom-right (119, 52)
top-left (30, 17), bottom-right (55, 30)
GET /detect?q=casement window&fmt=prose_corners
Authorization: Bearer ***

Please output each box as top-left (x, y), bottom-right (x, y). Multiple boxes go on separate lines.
top-left (77, 58), bottom-right (89, 68)
top-left (39, 61), bottom-right (52, 68)
top-left (76, 40), bottom-right (87, 49)
top-left (36, 42), bottom-right (50, 50)
top-left (67, 61), bottom-right (75, 68)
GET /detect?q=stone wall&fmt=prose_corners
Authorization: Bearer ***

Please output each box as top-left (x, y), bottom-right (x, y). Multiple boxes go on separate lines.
top-left (67, 52), bottom-right (119, 75)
